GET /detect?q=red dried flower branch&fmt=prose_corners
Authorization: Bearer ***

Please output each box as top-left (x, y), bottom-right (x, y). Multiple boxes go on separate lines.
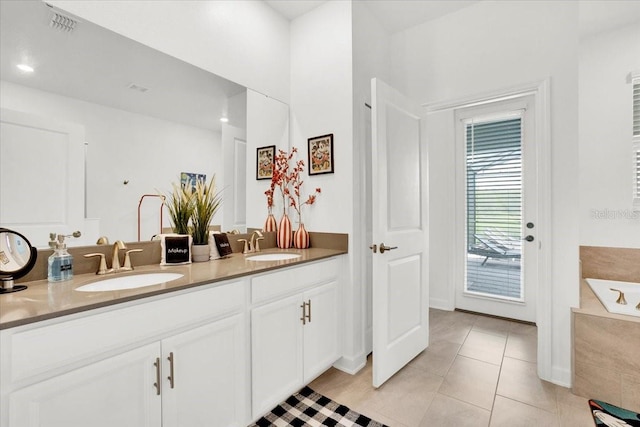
top-left (265, 147), bottom-right (321, 222)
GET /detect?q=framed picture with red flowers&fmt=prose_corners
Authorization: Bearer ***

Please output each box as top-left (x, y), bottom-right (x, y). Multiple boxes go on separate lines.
top-left (256, 145), bottom-right (275, 180)
top-left (308, 134), bottom-right (334, 175)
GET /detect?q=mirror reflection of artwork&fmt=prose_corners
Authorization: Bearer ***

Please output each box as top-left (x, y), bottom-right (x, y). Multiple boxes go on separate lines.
top-left (308, 134), bottom-right (334, 175)
top-left (256, 145), bottom-right (275, 180)
top-left (181, 172), bottom-right (206, 191)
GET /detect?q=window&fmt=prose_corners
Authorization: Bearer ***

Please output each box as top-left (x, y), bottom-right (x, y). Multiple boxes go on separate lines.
top-left (465, 114), bottom-right (523, 300)
top-left (633, 76), bottom-right (640, 204)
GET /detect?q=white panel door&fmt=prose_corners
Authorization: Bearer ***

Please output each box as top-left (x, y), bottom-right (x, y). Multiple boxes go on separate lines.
top-left (371, 79), bottom-right (429, 387)
top-left (222, 123), bottom-right (247, 232)
top-left (0, 109), bottom-right (85, 248)
top-left (9, 343), bottom-right (161, 427)
top-left (251, 294), bottom-right (304, 418)
top-left (162, 315), bottom-right (247, 427)
top-left (303, 281), bottom-right (340, 383)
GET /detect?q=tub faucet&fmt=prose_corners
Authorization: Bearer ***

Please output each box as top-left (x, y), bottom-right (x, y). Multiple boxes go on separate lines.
top-left (609, 288), bottom-right (627, 305)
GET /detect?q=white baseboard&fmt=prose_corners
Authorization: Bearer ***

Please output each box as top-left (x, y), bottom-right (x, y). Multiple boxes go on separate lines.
top-left (333, 354), bottom-right (367, 375)
top-left (429, 298), bottom-right (453, 311)
top-left (551, 365), bottom-right (572, 388)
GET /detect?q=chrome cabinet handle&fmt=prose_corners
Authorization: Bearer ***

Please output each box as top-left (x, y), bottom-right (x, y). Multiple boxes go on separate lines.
top-left (523, 235), bottom-right (534, 242)
top-left (153, 357), bottom-right (161, 395)
top-left (167, 352), bottom-right (175, 389)
top-left (379, 243), bottom-right (398, 254)
top-left (306, 300), bottom-right (311, 323)
top-left (300, 303), bottom-right (306, 325)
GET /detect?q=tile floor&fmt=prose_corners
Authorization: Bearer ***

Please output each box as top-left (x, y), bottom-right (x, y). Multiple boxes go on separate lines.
top-left (310, 309), bottom-right (595, 426)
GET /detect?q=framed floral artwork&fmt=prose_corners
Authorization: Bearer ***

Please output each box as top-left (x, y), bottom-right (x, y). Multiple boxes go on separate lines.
top-left (308, 134), bottom-right (334, 175)
top-left (256, 145), bottom-right (275, 180)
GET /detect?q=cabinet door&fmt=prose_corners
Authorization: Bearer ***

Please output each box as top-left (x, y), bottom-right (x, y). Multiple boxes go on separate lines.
top-left (303, 281), bottom-right (340, 382)
top-left (9, 343), bottom-right (161, 427)
top-left (251, 294), bottom-right (304, 418)
top-left (161, 314), bottom-right (247, 427)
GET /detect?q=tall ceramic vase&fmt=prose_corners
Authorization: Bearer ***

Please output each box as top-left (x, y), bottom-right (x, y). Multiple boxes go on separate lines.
top-left (293, 223), bottom-right (310, 249)
top-left (263, 211), bottom-right (277, 232)
top-left (277, 213), bottom-right (292, 249)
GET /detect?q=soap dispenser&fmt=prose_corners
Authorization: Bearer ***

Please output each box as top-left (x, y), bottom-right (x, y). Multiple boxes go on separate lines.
top-left (48, 233), bottom-right (74, 282)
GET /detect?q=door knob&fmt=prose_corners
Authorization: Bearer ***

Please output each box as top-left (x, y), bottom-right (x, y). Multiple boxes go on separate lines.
top-left (523, 235), bottom-right (534, 242)
top-left (379, 243), bottom-right (398, 254)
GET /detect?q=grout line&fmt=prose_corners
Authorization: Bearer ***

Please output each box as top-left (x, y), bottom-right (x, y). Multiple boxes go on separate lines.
top-left (487, 343), bottom-right (506, 426)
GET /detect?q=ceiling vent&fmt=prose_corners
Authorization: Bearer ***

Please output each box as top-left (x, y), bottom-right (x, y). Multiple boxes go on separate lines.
top-left (50, 11), bottom-right (77, 32)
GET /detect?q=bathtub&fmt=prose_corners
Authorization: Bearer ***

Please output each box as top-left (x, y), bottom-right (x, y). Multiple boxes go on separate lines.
top-left (585, 278), bottom-right (640, 318)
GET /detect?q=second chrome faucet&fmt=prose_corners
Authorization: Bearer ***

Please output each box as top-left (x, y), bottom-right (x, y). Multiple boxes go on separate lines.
top-left (85, 240), bottom-right (143, 275)
top-left (238, 231), bottom-right (265, 254)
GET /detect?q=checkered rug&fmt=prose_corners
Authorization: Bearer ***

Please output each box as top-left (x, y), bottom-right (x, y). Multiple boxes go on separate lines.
top-left (250, 386), bottom-right (388, 427)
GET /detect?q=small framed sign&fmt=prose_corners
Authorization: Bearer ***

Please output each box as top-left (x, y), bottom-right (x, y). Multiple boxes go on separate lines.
top-left (256, 145), bottom-right (275, 180)
top-left (308, 134), bottom-right (334, 175)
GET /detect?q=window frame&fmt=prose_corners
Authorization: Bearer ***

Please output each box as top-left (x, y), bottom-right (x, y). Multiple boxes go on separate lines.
top-left (632, 73), bottom-right (640, 205)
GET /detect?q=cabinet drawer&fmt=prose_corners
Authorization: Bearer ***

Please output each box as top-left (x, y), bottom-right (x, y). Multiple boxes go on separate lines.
top-left (251, 258), bottom-right (339, 304)
top-left (5, 280), bottom-right (245, 385)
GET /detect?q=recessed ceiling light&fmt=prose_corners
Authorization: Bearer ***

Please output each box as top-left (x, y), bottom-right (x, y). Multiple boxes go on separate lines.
top-left (220, 117), bottom-right (229, 123)
top-left (16, 64), bottom-right (34, 73)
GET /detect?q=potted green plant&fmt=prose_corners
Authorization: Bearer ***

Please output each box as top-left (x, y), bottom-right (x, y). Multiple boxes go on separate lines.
top-left (165, 182), bottom-right (194, 235)
top-left (190, 176), bottom-right (222, 262)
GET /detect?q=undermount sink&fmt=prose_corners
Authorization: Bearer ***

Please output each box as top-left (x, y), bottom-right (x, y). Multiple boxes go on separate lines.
top-left (246, 253), bottom-right (301, 262)
top-left (75, 273), bottom-right (183, 292)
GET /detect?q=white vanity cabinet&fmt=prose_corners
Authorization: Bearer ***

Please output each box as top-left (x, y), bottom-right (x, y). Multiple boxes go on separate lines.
top-left (9, 342), bottom-right (163, 427)
top-left (0, 279), bottom-right (249, 427)
top-left (251, 258), bottom-right (341, 418)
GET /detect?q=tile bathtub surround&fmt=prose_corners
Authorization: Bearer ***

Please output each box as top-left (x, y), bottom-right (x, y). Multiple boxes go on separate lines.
top-left (572, 311), bottom-right (640, 413)
top-left (310, 309), bottom-right (593, 427)
top-left (580, 245), bottom-right (640, 282)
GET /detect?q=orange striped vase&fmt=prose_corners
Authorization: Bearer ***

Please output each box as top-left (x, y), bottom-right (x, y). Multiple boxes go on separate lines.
top-left (263, 213), bottom-right (277, 232)
top-left (277, 214), bottom-right (292, 249)
top-left (293, 223), bottom-right (310, 249)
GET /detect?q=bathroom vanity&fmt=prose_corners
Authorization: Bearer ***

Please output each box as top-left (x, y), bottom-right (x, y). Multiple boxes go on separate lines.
top-left (0, 248), bottom-right (346, 427)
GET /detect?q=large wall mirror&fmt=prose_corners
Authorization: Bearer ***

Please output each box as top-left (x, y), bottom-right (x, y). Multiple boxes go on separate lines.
top-left (0, 1), bottom-right (274, 248)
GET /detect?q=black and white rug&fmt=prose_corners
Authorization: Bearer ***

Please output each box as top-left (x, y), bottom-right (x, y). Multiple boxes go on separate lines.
top-left (250, 386), bottom-right (389, 427)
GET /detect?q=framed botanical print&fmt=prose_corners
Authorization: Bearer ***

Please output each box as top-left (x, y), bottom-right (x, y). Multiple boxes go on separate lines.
top-left (256, 145), bottom-right (275, 180)
top-left (308, 134), bottom-right (334, 175)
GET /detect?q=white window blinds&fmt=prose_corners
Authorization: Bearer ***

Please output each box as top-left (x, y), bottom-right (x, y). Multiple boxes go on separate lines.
top-left (633, 78), bottom-right (640, 202)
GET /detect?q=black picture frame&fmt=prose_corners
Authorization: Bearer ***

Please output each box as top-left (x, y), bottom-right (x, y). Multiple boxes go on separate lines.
top-left (256, 145), bottom-right (275, 180)
top-left (308, 134), bottom-right (334, 175)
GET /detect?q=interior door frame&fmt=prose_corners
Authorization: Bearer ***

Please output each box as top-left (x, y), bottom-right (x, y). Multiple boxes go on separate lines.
top-left (423, 79), bottom-right (552, 382)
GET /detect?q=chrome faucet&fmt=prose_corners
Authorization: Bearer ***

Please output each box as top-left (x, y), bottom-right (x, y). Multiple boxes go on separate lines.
top-left (84, 240), bottom-right (133, 275)
top-left (238, 231), bottom-right (265, 254)
top-left (251, 230), bottom-right (264, 253)
top-left (110, 240), bottom-right (127, 272)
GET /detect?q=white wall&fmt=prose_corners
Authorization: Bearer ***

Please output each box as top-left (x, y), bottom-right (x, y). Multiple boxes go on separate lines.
top-left (579, 23), bottom-right (640, 248)
top-left (289, 0), bottom-right (356, 368)
top-left (47, 0), bottom-right (291, 103)
top-left (245, 89), bottom-right (289, 229)
top-left (351, 0), bottom-right (392, 362)
top-left (1, 80), bottom-right (221, 243)
top-left (290, 1), bottom-right (354, 235)
top-left (389, 1), bottom-right (580, 386)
